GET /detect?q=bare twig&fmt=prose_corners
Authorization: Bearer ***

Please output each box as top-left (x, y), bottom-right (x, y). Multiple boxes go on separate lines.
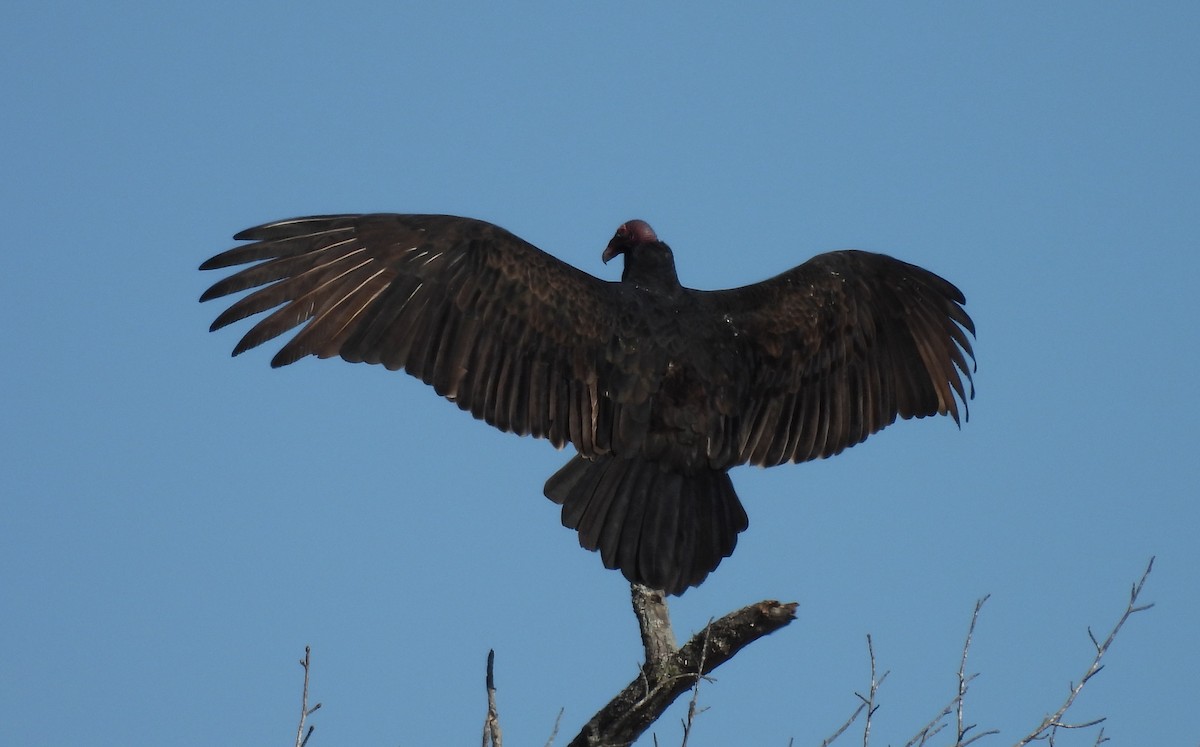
top-left (294, 646), bottom-right (321, 747)
top-left (545, 708), bottom-right (564, 747)
top-left (482, 649), bottom-right (503, 747)
top-left (902, 599), bottom-right (992, 747)
top-left (855, 635), bottom-right (889, 747)
top-left (900, 596), bottom-right (1001, 747)
top-left (820, 699), bottom-right (867, 747)
top-left (955, 596), bottom-right (999, 747)
top-left (902, 685), bottom-right (956, 747)
top-left (679, 618), bottom-right (714, 747)
top-left (822, 634), bottom-right (900, 747)
top-left (1014, 557), bottom-right (1155, 746)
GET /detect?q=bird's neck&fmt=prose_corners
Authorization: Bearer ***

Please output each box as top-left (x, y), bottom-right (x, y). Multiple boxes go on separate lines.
top-left (623, 243), bottom-right (683, 295)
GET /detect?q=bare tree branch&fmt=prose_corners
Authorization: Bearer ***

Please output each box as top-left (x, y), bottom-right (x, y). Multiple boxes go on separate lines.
top-left (482, 649), bottom-right (503, 747)
top-left (568, 586), bottom-right (798, 747)
top-left (825, 560), bottom-right (1154, 747)
top-left (955, 596), bottom-right (999, 747)
top-left (283, 562), bottom-right (1153, 746)
top-left (545, 708), bottom-right (564, 747)
top-left (632, 584), bottom-right (678, 664)
top-left (819, 639), bottom-right (898, 747)
top-left (856, 634), bottom-right (887, 747)
top-left (679, 618), bottom-right (714, 747)
top-left (294, 646), bottom-right (321, 747)
top-left (1014, 557), bottom-right (1155, 747)
top-left (901, 597), bottom-right (994, 747)
top-left (820, 699), bottom-right (867, 747)
top-left (903, 687), bottom-right (954, 747)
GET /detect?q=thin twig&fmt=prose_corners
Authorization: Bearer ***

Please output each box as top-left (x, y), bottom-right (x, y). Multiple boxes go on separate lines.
top-left (294, 646), bottom-right (321, 747)
top-left (902, 595), bottom-right (1001, 747)
top-left (955, 595), bottom-right (999, 747)
top-left (482, 649), bottom-right (503, 747)
top-left (679, 618), bottom-right (714, 747)
top-left (822, 635), bottom-right (894, 747)
top-left (854, 634), bottom-right (888, 747)
top-left (902, 685), bottom-right (956, 747)
top-left (1014, 557), bottom-right (1155, 746)
top-left (820, 699), bottom-right (867, 747)
top-left (544, 708), bottom-right (564, 747)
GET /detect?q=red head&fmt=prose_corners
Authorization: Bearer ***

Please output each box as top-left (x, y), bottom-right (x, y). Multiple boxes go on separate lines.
top-left (603, 219), bottom-right (658, 263)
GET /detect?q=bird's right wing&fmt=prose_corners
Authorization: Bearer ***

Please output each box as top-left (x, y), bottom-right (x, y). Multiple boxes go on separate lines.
top-left (200, 214), bottom-right (622, 452)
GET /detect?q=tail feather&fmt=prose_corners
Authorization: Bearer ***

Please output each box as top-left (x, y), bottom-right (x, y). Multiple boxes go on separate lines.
top-left (690, 475), bottom-right (718, 589)
top-left (638, 469), bottom-right (676, 591)
top-left (651, 471), bottom-right (686, 592)
top-left (577, 458), bottom-right (631, 551)
top-left (544, 454), bottom-right (748, 595)
top-left (614, 459), bottom-right (653, 588)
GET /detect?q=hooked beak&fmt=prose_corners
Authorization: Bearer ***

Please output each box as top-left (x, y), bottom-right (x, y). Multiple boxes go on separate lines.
top-left (602, 243), bottom-right (622, 264)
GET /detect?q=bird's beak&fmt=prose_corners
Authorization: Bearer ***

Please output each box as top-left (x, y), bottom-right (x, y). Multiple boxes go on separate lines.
top-left (602, 243), bottom-right (621, 264)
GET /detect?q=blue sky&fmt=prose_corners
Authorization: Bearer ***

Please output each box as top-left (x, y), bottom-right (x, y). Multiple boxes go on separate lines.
top-left (2, 3), bottom-right (1196, 745)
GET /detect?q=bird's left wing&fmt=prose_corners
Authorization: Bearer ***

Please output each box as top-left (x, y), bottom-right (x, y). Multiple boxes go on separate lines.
top-left (200, 214), bottom-right (622, 451)
top-left (695, 250), bottom-right (975, 468)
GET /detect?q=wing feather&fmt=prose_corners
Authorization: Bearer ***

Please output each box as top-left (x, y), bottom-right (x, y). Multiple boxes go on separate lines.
top-left (200, 214), bottom-right (621, 454)
top-left (699, 250), bottom-right (975, 467)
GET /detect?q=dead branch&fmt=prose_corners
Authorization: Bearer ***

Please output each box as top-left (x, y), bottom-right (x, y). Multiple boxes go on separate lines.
top-left (294, 646), bottom-right (321, 747)
top-left (632, 584), bottom-right (678, 664)
top-left (282, 560), bottom-right (1153, 747)
top-left (567, 584), bottom-right (798, 747)
top-left (679, 619), bottom-right (714, 747)
top-left (826, 559), bottom-right (1153, 747)
top-left (1014, 557), bottom-right (1155, 746)
top-left (482, 649), bottom-right (503, 747)
top-left (857, 634), bottom-right (887, 747)
top-left (819, 636), bottom-right (894, 747)
top-left (820, 698), bottom-right (867, 747)
top-left (955, 595), bottom-right (997, 747)
top-left (900, 598), bottom-right (991, 747)
top-left (545, 708), bottom-right (565, 747)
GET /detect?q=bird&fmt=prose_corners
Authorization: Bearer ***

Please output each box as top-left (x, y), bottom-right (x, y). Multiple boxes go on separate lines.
top-left (200, 214), bottom-right (975, 595)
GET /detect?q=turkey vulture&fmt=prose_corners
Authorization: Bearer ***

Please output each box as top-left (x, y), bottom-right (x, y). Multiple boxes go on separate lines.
top-left (200, 214), bottom-right (974, 595)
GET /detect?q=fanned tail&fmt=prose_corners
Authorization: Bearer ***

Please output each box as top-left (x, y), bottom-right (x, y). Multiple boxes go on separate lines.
top-left (544, 454), bottom-right (748, 595)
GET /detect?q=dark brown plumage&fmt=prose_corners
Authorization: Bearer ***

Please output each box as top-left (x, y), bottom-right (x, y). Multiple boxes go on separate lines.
top-left (200, 214), bottom-right (975, 594)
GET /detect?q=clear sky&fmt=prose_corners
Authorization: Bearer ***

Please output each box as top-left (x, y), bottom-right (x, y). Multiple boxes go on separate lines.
top-left (2, 3), bottom-right (1196, 745)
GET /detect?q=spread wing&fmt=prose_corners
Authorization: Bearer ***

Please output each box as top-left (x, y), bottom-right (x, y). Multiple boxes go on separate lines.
top-left (698, 250), bottom-right (975, 467)
top-left (200, 213), bottom-right (622, 451)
